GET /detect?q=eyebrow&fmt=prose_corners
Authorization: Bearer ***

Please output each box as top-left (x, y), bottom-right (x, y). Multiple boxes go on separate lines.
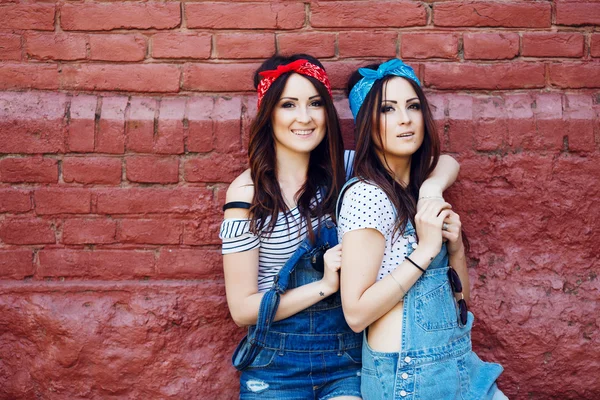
top-left (381, 97), bottom-right (419, 104)
top-left (280, 95), bottom-right (322, 101)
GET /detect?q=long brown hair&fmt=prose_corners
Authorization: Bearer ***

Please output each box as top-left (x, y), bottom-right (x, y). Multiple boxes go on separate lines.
top-left (248, 54), bottom-right (345, 241)
top-left (347, 63), bottom-right (440, 239)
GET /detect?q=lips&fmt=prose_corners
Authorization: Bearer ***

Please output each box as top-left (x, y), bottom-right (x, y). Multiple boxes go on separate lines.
top-left (397, 131), bottom-right (414, 138)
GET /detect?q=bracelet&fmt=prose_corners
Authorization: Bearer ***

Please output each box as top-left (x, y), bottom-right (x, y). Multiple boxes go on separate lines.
top-left (406, 256), bottom-right (426, 273)
top-left (418, 195), bottom-right (444, 201)
top-left (389, 272), bottom-right (407, 297)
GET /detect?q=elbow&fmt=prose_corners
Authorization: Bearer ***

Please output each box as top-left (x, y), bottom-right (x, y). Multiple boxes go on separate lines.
top-left (229, 309), bottom-right (252, 328)
top-left (344, 311), bottom-right (368, 333)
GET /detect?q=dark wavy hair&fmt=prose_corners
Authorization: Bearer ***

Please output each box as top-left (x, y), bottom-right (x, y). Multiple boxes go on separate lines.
top-left (248, 54), bottom-right (345, 241)
top-left (346, 62), bottom-right (440, 239)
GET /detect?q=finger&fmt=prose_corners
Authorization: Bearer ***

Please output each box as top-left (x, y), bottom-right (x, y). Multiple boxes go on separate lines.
top-left (436, 210), bottom-right (453, 226)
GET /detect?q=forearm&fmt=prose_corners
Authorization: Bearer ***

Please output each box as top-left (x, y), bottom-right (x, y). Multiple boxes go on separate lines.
top-left (449, 246), bottom-right (470, 302)
top-left (420, 155), bottom-right (459, 198)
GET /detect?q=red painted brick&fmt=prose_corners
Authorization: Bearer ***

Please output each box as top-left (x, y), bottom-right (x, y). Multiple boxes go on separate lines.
top-left (0, 4), bottom-right (55, 30)
top-left (89, 34), bottom-right (147, 62)
top-left (119, 219), bottom-right (182, 244)
top-left (125, 156), bottom-right (179, 184)
top-left (322, 60), bottom-right (373, 90)
top-left (126, 97), bottom-right (157, 153)
top-left (277, 32), bottom-right (336, 58)
top-left (63, 157), bottom-right (122, 185)
top-left (563, 94), bottom-right (595, 152)
top-left (62, 218), bottom-right (117, 245)
top-left (0, 189), bottom-right (31, 213)
top-left (186, 2), bottom-right (304, 29)
top-left (592, 34), bottom-right (600, 58)
top-left (212, 97), bottom-right (243, 154)
top-left (96, 97), bottom-right (128, 154)
top-left (183, 63), bottom-right (259, 92)
top-left (0, 33), bottom-right (21, 61)
top-left (0, 157), bottom-right (58, 183)
top-left (446, 95), bottom-right (475, 152)
top-left (61, 64), bottom-right (181, 93)
top-left (0, 250), bottom-right (33, 279)
top-left (0, 63), bottom-right (59, 90)
top-left (61, 3), bottom-right (180, 31)
top-left (0, 91), bottom-right (68, 154)
top-left (338, 31), bottom-right (397, 58)
top-left (312, 1), bottom-right (426, 28)
top-left (522, 33), bottom-right (584, 58)
top-left (152, 33), bottom-right (211, 60)
top-left (556, 2), bottom-right (600, 26)
top-left (155, 98), bottom-right (185, 154)
top-left (434, 1), bottom-right (551, 28)
top-left (35, 188), bottom-right (92, 215)
top-left (182, 217), bottom-right (221, 246)
top-left (184, 153), bottom-right (246, 183)
top-left (156, 248), bottom-right (221, 279)
top-left (25, 33), bottom-right (86, 61)
top-left (463, 33), bottom-right (519, 60)
top-left (215, 33), bottom-right (275, 59)
top-left (472, 97), bottom-right (508, 151)
top-left (425, 63), bottom-right (546, 90)
top-left (96, 188), bottom-right (213, 215)
top-left (67, 95), bottom-right (97, 153)
top-left (0, 217), bottom-right (55, 244)
top-left (187, 97), bottom-right (215, 153)
top-left (402, 33), bottom-right (459, 59)
top-left (549, 63), bottom-right (600, 88)
top-left (38, 250), bottom-right (155, 279)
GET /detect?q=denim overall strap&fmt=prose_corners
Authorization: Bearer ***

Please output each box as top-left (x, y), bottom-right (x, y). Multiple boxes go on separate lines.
top-left (336, 177), bottom-right (360, 221)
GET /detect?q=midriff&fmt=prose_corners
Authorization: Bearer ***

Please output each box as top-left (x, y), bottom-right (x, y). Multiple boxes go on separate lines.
top-left (367, 300), bottom-right (404, 353)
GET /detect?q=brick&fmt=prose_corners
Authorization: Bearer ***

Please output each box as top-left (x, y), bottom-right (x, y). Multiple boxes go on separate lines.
top-left (424, 63), bottom-right (545, 90)
top-left (125, 156), bottom-right (179, 184)
top-left (0, 157), bottom-right (58, 183)
top-left (522, 33), bottom-right (584, 58)
top-left (61, 64), bottom-right (180, 93)
top-left (0, 189), bottom-right (31, 213)
top-left (25, 33), bottom-right (86, 61)
top-left (0, 4), bottom-right (55, 30)
top-left (184, 153), bottom-right (246, 183)
top-left (119, 219), bottom-right (182, 245)
top-left (156, 248), bottom-right (221, 279)
top-left (0, 63), bottom-right (59, 90)
top-left (96, 97), bottom-right (128, 154)
top-left (182, 217), bottom-right (221, 245)
top-left (186, 2), bottom-right (304, 29)
top-left (151, 33), bottom-right (211, 60)
top-left (0, 33), bottom-right (21, 61)
top-left (563, 94), bottom-right (595, 152)
top-left (125, 97), bottom-right (157, 153)
top-left (322, 60), bottom-right (372, 90)
top-left (473, 97), bottom-right (507, 151)
top-left (89, 34), bottom-right (147, 62)
top-left (34, 188), bottom-right (92, 215)
top-left (338, 31), bottom-right (397, 58)
top-left (402, 33), bottom-right (459, 59)
top-left (67, 95), bottom-right (97, 153)
top-left (446, 95), bottom-right (474, 152)
top-left (38, 250), bottom-right (155, 279)
top-left (0, 91), bottom-right (68, 154)
top-left (0, 217), bottom-right (55, 244)
top-left (62, 218), bottom-right (117, 245)
top-left (63, 157), bottom-right (122, 185)
top-left (155, 98), bottom-right (185, 154)
top-left (0, 250), bottom-right (33, 279)
top-left (215, 33), bottom-right (275, 59)
top-left (212, 97), bottom-right (243, 154)
top-left (556, 2), bottom-right (600, 26)
top-left (277, 32), bottom-right (336, 58)
top-left (549, 63), bottom-right (600, 89)
top-left (183, 63), bottom-right (259, 92)
top-left (96, 188), bottom-right (213, 215)
top-left (312, 1), bottom-right (426, 28)
top-left (61, 3), bottom-right (180, 31)
top-left (463, 33), bottom-right (519, 60)
top-left (592, 34), bottom-right (600, 58)
top-left (187, 97), bottom-right (215, 153)
top-left (434, 2), bottom-right (551, 28)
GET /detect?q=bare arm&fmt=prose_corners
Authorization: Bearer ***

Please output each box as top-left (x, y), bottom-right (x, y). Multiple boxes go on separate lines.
top-left (419, 154), bottom-right (460, 200)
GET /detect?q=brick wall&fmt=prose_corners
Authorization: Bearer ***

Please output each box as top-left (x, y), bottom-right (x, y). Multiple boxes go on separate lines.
top-left (0, 1), bottom-right (599, 399)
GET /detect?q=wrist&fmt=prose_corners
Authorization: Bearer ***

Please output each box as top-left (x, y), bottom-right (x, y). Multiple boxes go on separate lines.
top-left (318, 279), bottom-right (336, 297)
top-left (418, 181), bottom-right (444, 198)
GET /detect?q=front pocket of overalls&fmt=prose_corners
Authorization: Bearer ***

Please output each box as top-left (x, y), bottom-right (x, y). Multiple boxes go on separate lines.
top-left (414, 271), bottom-right (458, 331)
top-left (245, 347), bottom-right (277, 369)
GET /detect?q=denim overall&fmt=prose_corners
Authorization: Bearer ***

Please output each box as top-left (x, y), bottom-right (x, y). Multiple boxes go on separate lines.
top-left (337, 178), bottom-right (503, 400)
top-left (239, 221), bottom-right (362, 399)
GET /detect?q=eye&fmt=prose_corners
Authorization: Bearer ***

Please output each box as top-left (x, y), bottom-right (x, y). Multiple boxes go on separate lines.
top-left (281, 102), bottom-right (295, 109)
top-left (310, 99), bottom-right (323, 107)
top-left (380, 105), bottom-right (395, 113)
top-left (408, 103), bottom-right (421, 110)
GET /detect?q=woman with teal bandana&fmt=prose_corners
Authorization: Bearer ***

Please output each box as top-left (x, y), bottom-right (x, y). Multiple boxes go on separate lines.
top-left (337, 59), bottom-right (507, 399)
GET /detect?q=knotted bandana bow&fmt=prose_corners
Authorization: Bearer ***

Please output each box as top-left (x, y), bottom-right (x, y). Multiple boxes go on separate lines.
top-left (348, 59), bottom-right (421, 120)
top-left (257, 59), bottom-right (332, 108)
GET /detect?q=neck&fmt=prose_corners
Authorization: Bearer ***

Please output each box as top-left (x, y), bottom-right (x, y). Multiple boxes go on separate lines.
top-left (275, 145), bottom-right (310, 196)
top-left (378, 152), bottom-right (411, 186)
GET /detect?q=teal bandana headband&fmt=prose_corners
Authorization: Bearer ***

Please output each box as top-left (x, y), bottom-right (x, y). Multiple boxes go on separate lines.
top-left (348, 59), bottom-right (421, 120)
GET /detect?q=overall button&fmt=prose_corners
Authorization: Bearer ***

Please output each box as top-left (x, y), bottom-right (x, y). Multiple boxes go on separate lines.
top-left (402, 372), bottom-right (409, 379)
top-left (404, 356), bottom-right (412, 363)
top-left (411, 242), bottom-right (418, 249)
top-left (400, 390), bottom-right (407, 397)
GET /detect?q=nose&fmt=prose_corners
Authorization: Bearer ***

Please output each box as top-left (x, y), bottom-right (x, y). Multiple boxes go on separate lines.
top-left (398, 108), bottom-right (411, 125)
top-left (296, 105), bottom-right (312, 124)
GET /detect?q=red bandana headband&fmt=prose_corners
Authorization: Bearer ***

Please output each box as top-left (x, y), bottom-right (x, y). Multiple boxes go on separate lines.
top-left (257, 59), bottom-right (332, 107)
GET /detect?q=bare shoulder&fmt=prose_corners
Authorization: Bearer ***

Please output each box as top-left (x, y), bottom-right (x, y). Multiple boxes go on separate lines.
top-left (226, 168), bottom-right (254, 204)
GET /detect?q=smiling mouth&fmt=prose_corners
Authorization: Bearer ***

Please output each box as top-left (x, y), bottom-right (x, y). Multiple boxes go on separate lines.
top-left (291, 129), bottom-right (314, 136)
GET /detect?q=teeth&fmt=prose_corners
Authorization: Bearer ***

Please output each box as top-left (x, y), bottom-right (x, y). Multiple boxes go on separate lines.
top-left (292, 129), bottom-right (313, 135)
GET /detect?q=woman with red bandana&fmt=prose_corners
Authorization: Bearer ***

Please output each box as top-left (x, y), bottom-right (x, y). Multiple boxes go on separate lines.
top-left (219, 54), bottom-right (459, 399)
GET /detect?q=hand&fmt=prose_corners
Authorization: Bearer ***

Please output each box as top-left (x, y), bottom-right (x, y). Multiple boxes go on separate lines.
top-left (442, 211), bottom-right (464, 256)
top-left (414, 200), bottom-right (452, 256)
top-left (321, 244), bottom-right (342, 296)
top-left (417, 196), bottom-right (445, 213)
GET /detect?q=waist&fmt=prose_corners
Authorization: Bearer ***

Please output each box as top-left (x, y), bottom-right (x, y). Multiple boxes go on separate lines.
top-left (398, 332), bottom-right (472, 367)
top-left (250, 329), bottom-right (362, 352)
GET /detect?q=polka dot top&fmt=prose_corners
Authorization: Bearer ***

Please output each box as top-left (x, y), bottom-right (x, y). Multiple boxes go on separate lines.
top-left (337, 180), bottom-right (417, 281)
